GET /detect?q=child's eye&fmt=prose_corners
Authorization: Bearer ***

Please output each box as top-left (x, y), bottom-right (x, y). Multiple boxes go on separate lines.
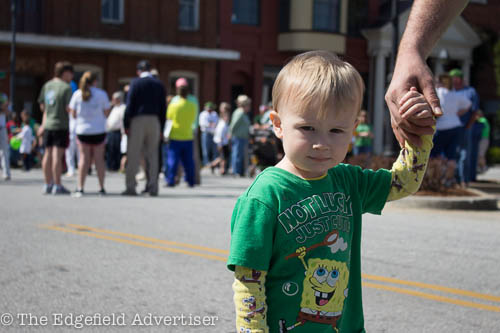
top-left (330, 128), bottom-right (344, 134)
top-left (300, 126), bottom-right (314, 131)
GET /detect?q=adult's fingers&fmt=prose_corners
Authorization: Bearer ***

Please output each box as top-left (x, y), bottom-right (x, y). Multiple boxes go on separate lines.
top-left (420, 74), bottom-right (442, 117)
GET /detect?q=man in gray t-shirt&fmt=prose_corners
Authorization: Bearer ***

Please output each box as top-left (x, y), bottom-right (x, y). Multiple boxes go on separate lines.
top-left (37, 61), bottom-right (74, 195)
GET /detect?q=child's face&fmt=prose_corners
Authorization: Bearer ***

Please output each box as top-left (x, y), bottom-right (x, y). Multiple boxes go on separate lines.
top-left (272, 99), bottom-right (359, 178)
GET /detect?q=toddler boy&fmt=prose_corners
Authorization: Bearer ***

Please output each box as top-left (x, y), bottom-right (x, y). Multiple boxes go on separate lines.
top-left (228, 51), bottom-right (434, 333)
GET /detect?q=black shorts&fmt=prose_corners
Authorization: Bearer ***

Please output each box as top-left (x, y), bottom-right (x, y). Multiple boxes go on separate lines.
top-left (77, 133), bottom-right (106, 145)
top-left (44, 130), bottom-right (69, 148)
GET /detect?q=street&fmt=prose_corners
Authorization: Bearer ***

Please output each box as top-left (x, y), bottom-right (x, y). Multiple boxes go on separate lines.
top-left (0, 168), bottom-right (499, 332)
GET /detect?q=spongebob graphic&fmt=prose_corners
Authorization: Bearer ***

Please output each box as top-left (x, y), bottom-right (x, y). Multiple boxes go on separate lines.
top-left (280, 232), bottom-right (349, 333)
top-left (234, 267), bottom-right (267, 332)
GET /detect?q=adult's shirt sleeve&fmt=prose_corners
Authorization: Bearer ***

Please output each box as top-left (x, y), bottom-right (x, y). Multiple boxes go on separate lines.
top-left (353, 166), bottom-right (392, 215)
top-left (68, 91), bottom-right (78, 111)
top-left (227, 196), bottom-right (276, 272)
top-left (124, 81), bottom-right (137, 130)
top-left (101, 90), bottom-right (111, 111)
top-left (458, 94), bottom-right (472, 111)
top-left (470, 88), bottom-right (480, 112)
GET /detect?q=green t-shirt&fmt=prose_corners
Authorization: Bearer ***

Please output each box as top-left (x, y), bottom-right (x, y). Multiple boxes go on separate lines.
top-left (354, 123), bottom-right (372, 148)
top-left (478, 117), bottom-right (490, 139)
top-left (37, 79), bottom-right (72, 130)
top-left (228, 165), bottom-right (392, 333)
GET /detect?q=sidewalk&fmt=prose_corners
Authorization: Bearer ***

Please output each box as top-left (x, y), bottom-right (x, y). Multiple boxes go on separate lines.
top-left (472, 165), bottom-right (500, 198)
top-left (388, 165), bottom-right (500, 211)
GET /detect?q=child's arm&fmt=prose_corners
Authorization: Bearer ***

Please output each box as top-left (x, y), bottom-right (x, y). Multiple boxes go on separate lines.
top-left (233, 266), bottom-right (269, 333)
top-left (387, 88), bottom-right (435, 201)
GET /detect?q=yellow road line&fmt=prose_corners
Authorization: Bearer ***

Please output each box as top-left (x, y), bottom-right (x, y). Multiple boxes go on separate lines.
top-left (39, 225), bottom-right (226, 262)
top-left (362, 274), bottom-right (500, 303)
top-left (65, 223), bottom-right (230, 255)
top-left (40, 223), bottom-right (500, 313)
top-left (363, 281), bottom-right (500, 313)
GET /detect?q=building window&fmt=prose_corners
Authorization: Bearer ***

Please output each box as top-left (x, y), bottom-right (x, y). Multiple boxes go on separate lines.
top-left (231, 0), bottom-right (260, 26)
top-left (101, 0), bottom-right (124, 24)
top-left (74, 64), bottom-right (104, 89)
top-left (179, 0), bottom-right (199, 30)
top-left (313, 0), bottom-right (340, 32)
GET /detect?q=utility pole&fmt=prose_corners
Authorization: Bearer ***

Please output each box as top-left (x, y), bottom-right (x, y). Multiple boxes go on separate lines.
top-left (9, 0), bottom-right (17, 112)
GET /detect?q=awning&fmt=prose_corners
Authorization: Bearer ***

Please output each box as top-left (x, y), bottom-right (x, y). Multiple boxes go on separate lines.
top-left (0, 31), bottom-right (240, 61)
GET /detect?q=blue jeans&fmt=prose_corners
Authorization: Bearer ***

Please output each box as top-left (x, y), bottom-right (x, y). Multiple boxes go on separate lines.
top-left (167, 140), bottom-right (195, 186)
top-left (457, 127), bottom-right (473, 184)
top-left (231, 137), bottom-right (247, 176)
top-left (201, 131), bottom-right (217, 165)
top-left (105, 130), bottom-right (121, 171)
top-left (431, 127), bottom-right (460, 161)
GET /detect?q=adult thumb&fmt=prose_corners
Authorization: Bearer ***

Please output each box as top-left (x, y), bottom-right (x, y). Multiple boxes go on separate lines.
top-left (422, 81), bottom-right (442, 117)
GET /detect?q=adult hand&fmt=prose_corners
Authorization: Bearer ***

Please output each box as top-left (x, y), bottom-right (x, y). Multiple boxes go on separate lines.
top-left (385, 50), bottom-right (440, 147)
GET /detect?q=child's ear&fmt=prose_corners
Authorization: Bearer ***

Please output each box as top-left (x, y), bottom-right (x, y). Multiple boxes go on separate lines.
top-left (269, 111), bottom-right (283, 139)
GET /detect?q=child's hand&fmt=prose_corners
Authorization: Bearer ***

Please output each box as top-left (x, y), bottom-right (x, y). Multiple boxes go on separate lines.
top-left (399, 87), bottom-right (435, 121)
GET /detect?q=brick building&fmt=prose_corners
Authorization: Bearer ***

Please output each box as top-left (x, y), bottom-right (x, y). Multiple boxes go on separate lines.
top-left (0, 0), bottom-right (239, 121)
top-left (0, 0), bottom-right (498, 148)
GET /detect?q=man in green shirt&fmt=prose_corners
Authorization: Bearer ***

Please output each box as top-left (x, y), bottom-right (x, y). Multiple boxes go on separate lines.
top-left (37, 61), bottom-right (74, 195)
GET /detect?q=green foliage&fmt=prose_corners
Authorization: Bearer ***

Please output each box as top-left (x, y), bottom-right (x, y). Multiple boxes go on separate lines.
top-left (487, 146), bottom-right (500, 164)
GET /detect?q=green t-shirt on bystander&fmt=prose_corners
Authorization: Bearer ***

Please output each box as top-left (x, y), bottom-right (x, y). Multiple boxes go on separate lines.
top-left (354, 123), bottom-right (372, 148)
top-left (37, 79), bottom-right (72, 131)
top-left (478, 117), bottom-right (490, 139)
top-left (228, 165), bottom-right (392, 333)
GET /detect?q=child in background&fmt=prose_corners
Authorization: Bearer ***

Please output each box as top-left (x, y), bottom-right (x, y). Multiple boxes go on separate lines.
top-left (477, 110), bottom-right (490, 173)
top-left (17, 110), bottom-right (36, 171)
top-left (353, 110), bottom-right (373, 154)
top-left (227, 51), bottom-right (434, 333)
top-left (212, 102), bottom-right (231, 175)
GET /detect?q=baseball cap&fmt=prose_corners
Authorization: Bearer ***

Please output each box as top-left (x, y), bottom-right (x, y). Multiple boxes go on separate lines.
top-left (449, 69), bottom-right (463, 77)
top-left (175, 77), bottom-right (188, 88)
top-left (204, 101), bottom-right (216, 109)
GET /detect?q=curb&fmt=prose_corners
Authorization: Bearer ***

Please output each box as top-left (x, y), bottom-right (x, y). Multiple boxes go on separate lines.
top-left (387, 188), bottom-right (499, 211)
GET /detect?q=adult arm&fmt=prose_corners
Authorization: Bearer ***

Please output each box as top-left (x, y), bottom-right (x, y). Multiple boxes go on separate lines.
top-left (385, 0), bottom-right (469, 147)
top-left (123, 80), bottom-right (137, 132)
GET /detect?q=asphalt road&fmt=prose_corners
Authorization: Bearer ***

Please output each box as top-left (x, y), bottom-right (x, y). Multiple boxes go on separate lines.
top-left (0, 167), bottom-right (499, 332)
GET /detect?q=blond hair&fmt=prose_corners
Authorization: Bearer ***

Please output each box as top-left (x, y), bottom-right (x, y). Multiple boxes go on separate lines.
top-left (79, 71), bottom-right (97, 101)
top-left (272, 50), bottom-right (364, 119)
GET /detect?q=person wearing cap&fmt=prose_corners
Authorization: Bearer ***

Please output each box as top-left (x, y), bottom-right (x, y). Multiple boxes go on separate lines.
top-left (165, 78), bottom-right (197, 187)
top-left (0, 93), bottom-right (11, 180)
top-left (199, 101), bottom-right (219, 167)
top-left (449, 68), bottom-right (480, 186)
top-left (37, 61), bottom-right (74, 194)
top-left (122, 60), bottom-right (166, 196)
top-left (229, 95), bottom-right (252, 177)
top-left (169, 78), bottom-right (201, 184)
